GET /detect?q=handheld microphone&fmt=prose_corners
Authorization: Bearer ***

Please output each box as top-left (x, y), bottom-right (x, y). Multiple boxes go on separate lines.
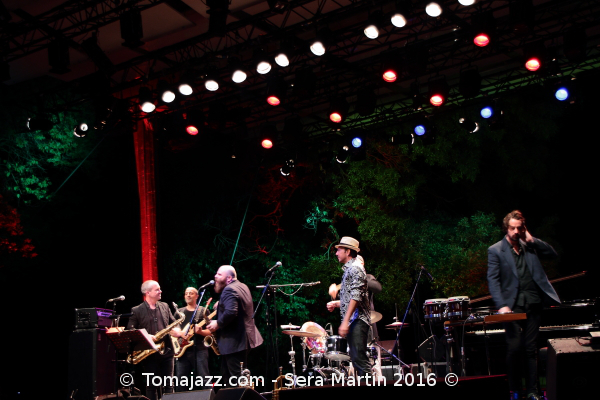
top-left (198, 280), bottom-right (215, 290)
top-left (107, 295), bottom-right (125, 302)
top-left (419, 264), bottom-right (435, 282)
top-left (265, 261), bottom-right (282, 275)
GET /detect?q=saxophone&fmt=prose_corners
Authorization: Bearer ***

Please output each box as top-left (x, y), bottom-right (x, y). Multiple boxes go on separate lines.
top-left (127, 312), bottom-right (185, 364)
top-left (203, 303), bottom-right (220, 355)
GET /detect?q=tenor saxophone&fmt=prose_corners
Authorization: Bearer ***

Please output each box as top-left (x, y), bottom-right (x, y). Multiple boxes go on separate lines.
top-left (127, 313), bottom-right (185, 364)
top-left (203, 332), bottom-right (220, 355)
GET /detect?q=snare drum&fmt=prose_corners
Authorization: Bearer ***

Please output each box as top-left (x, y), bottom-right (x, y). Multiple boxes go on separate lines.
top-left (447, 296), bottom-right (470, 320)
top-left (423, 298), bottom-right (448, 321)
top-left (325, 335), bottom-right (350, 361)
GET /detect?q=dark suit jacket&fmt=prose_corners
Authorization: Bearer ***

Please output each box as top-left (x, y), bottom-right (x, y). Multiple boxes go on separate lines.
top-left (127, 301), bottom-right (177, 334)
top-left (487, 237), bottom-right (560, 310)
top-left (216, 280), bottom-right (263, 355)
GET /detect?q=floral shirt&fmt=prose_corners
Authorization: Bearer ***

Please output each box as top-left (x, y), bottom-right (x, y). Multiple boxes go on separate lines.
top-left (339, 257), bottom-right (371, 326)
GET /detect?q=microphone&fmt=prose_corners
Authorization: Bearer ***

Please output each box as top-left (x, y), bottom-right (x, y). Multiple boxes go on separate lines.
top-left (198, 280), bottom-right (215, 290)
top-left (107, 295), bottom-right (125, 302)
top-left (419, 264), bottom-right (435, 282)
top-left (265, 261), bottom-right (282, 275)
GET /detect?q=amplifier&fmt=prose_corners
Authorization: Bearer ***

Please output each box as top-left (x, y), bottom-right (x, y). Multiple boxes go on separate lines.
top-left (74, 307), bottom-right (115, 329)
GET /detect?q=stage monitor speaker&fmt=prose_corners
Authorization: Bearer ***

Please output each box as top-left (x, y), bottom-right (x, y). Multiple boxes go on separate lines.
top-left (163, 389), bottom-right (216, 400)
top-left (213, 388), bottom-right (265, 400)
top-left (546, 337), bottom-right (600, 400)
top-left (67, 328), bottom-right (116, 400)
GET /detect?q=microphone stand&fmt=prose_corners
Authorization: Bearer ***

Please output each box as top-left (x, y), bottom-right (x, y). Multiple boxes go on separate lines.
top-left (253, 269), bottom-right (279, 385)
top-left (394, 267), bottom-right (426, 376)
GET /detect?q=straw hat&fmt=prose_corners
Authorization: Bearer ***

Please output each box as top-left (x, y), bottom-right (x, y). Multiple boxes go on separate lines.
top-left (335, 236), bottom-right (360, 252)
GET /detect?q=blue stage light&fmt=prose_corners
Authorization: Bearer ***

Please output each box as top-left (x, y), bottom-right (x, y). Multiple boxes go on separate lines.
top-left (414, 125), bottom-right (426, 136)
top-left (555, 87), bottom-right (569, 101)
top-left (480, 107), bottom-right (493, 119)
top-left (352, 137), bottom-right (362, 148)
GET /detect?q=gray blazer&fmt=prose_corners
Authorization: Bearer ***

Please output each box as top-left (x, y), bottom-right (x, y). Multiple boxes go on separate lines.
top-left (487, 236), bottom-right (560, 310)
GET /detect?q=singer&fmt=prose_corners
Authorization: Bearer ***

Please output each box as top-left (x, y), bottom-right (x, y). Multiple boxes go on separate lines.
top-left (206, 265), bottom-right (263, 383)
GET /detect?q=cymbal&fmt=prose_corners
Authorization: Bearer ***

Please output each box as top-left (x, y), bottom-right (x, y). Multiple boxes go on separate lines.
top-left (282, 330), bottom-right (323, 338)
top-left (385, 322), bottom-right (409, 329)
top-left (370, 311), bottom-right (383, 323)
top-left (280, 324), bottom-right (301, 330)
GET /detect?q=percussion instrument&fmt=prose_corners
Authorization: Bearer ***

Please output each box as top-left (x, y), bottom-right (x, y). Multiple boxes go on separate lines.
top-left (282, 330), bottom-right (322, 338)
top-left (423, 298), bottom-right (447, 321)
top-left (370, 311), bottom-right (383, 323)
top-left (325, 335), bottom-right (350, 361)
top-left (446, 296), bottom-right (470, 320)
top-left (385, 321), bottom-right (409, 329)
top-left (300, 321), bottom-right (327, 354)
top-left (280, 324), bottom-right (300, 330)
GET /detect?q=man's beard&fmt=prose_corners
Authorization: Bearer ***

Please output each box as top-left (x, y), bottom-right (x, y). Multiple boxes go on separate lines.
top-left (214, 281), bottom-right (224, 293)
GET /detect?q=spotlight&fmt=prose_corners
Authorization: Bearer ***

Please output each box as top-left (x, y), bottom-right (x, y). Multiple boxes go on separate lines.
top-left (351, 137), bottom-right (362, 148)
top-left (310, 29), bottom-right (331, 57)
top-left (458, 0), bottom-right (476, 5)
top-left (255, 50), bottom-right (272, 75)
top-left (428, 77), bottom-right (449, 106)
top-left (280, 159), bottom-right (295, 176)
top-left (523, 41), bottom-right (546, 72)
top-left (471, 11), bottom-right (496, 48)
top-left (138, 86), bottom-right (155, 113)
top-left (336, 146), bottom-right (350, 163)
top-left (266, 76), bottom-right (287, 106)
top-left (260, 124), bottom-right (278, 149)
top-left (73, 122), bottom-right (89, 137)
top-left (381, 50), bottom-right (401, 83)
top-left (274, 51), bottom-right (290, 67)
top-left (390, 133), bottom-right (415, 145)
top-left (391, 0), bottom-right (412, 28)
top-left (459, 69), bottom-right (481, 98)
top-left (204, 74), bottom-right (219, 92)
top-left (458, 117), bottom-right (479, 133)
top-left (27, 117), bottom-right (54, 132)
top-left (262, 139), bottom-right (273, 149)
top-left (364, 12), bottom-right (383, 40)
top-left (183, 113), bottom-right (203, 136)
top-left (549, 77), bottom-right (577, 103)
top-left (178, 73), bottom-right (195, 95)
top-left (425, 2), bottom-right (442, 18)
top-left (158, 80), bottom-right (176, 104)
top-left (391, 13), bottom-right (407, 28)
top-left (480, 103), bottom-right (504, 129)
top-left (229, 57), bottom-right (247, 83)
top-left (413, 118), bottom-right (432, 137)
top-left (120, 8), bottom-right (144, 48)
top-left (554, 87), bottom-right (569, 102)
top-left (329, 96), bottom-right (349, 124)
top-left (480, 106), bottom-right (493, 119)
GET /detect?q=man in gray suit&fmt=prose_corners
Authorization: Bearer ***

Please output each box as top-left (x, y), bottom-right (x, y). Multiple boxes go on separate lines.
top-left (206, 265), bottom-right (263, 383)
top-left (487, 210), bottom-right (560, 400)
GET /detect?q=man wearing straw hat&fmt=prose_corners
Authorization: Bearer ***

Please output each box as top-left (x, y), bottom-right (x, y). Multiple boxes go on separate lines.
top-left (326, 236), bottom-right (371, 377)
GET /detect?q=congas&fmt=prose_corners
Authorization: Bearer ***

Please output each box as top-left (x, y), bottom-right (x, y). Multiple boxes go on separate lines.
top-left (300, 321), bottom-right (327, 355)
top-left (423, 298), bottom-right (448, 321)
top-left (446, 296), bottom-right (470, 320)
top-left (325, 335), bottom-right (350, 361)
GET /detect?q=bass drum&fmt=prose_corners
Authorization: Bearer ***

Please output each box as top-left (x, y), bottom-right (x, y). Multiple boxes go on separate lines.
top-left (300, 321), bottom-right (327, 354)
top-left (325, 335), bottom-right (350, 361)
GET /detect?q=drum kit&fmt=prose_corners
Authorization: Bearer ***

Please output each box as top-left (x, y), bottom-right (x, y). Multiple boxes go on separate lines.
top-left (281, 320), bottom-right (377, 382)
top-left (423, 296), bottom-right (471, 323)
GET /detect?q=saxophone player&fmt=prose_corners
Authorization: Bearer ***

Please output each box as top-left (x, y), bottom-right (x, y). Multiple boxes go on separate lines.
top-left (206, 266), bottom-right (263, 384)
top-left (128, 280), bottom-right (184, 400)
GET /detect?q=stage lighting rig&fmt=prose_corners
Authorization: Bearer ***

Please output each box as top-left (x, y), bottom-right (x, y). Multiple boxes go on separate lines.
top-left (471, 10), bottom-right (496, 48)
top-left (428, 77), bottom-right (449, 106)
top-left (73, 122), bottom-right (89, 138)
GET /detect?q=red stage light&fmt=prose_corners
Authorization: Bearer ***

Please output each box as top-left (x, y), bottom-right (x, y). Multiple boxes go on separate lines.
top-left (383, 70), bottom-right (397, 82)
top-left (525, 58), bottom-right (541, 71)
top-left (330, 112), bottom-right (342, 123)
top-left (186, 125), bottom-right (199, 135)
top-left (430, 94), bottom-right (444, 106)
top-left (267, 96), bottom-right (281, 106)
top-left (474, 34), bottom-right (490, 47)
top-left (261, 139), bottom-right (273, 149)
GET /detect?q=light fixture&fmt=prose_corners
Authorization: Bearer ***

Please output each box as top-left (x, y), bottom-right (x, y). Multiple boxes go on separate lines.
top-left (471, 11), bottom-right (496, 48)
top-left (178, 73), bottom-right (195, 95)
top-left (280, 159), bottom-right (295, 176)
top-left (275, 41), bottom-right (292, 67)
top-left (73, 122), bottom-right (89, 137)
top-left (364, 12), bottom-right (383, 40)
top-left (458, 117), bottom-right (479, 133)
top-left (428, 77), bottom-right (449, 106)
top-left (336, 146), bottom-right (350, 163)
top-left (391, 0), bottom-right (412, 28)
top-left (391, 13), bottom-right (407, 28)
top-left (329, 96), bottom-right (349, 124)
top-left (390, 133), bottom-right (414, 145)
top-left (255, 50), bottom-right (272, 74)
top-left (158, 80), bottom-right (176, 104)
top-left (120, 8), bottom-right (144, 48)
top-left (480, 106), bottom-right (493, 119)
top-left (425, 3), bottom-right (442, 18)
top-left (458, 0), bottom-right (476, 6)
top-left (310, 29), bottom-right (331, 57)
top-left (266, 76), bottom-right (287, 106)
top-left (523, 41), bottom-right (546, 72)
top-left (228, 57), bottom-right (247, 83)
top-left (139, 86), bottom-right (156, 113)
top-left (260, 124), bottom-right (278, 149)
top-left (204, 74), bottom-right (219, 91)
top-left (27, 117), bottom-right (54, 132)
top-left (183, 113), bottom-right (203, 136)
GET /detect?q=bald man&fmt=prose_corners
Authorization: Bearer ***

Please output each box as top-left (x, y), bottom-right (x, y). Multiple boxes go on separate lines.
top-left (206, 266), bottom-right (263, 382)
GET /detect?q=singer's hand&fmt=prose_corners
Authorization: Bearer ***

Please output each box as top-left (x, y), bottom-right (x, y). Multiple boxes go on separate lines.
top-left (338, 321), bottom-right (349, 338)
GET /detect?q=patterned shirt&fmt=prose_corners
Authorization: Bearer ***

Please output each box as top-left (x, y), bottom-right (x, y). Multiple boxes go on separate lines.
top-left (339, 257), bottom-right (371, 326)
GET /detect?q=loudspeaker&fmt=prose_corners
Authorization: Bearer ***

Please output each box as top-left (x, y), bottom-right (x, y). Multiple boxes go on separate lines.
top-left (67, 329), bottom-right (116, 400)
top-left (213, 388), bottom-right (265, 400)
top-left (163, 389), bottom-right (216, 400)
top-left (546, 337), bottom-right (600, 400)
